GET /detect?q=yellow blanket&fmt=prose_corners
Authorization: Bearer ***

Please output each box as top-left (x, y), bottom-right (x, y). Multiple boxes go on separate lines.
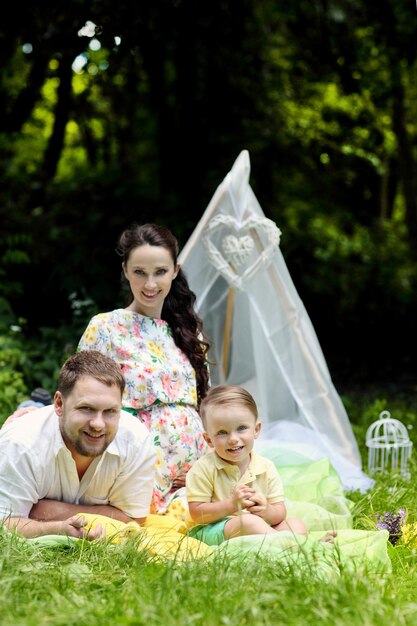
top-left (80, 513), bottom-right (213, 562)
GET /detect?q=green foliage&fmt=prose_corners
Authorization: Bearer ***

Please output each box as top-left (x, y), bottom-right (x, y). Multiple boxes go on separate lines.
top-left (1, 0), bottom-right (417, 382)
top-left (17, 325), bottom-right (73, 393)
top-left (0, 233), bottom-right (32, 306)
top-left (15, 293), bottom-right (98, 392)
top-left (0, 292), bottom-right (97, 424)
top-left (0, 334), bottom-right (28, 425)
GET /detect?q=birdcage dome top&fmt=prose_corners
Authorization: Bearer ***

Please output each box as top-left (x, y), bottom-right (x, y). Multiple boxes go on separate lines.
top-left (366, 410), bottom-right (411, 449)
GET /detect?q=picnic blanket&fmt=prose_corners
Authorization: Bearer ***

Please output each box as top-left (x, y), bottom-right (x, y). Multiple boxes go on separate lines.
top-left (18, 455), bottom-right (390, 579)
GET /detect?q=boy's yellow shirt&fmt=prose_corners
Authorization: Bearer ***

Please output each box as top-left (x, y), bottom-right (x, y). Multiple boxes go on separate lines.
top-left (186, 450), bottom-right (284, 514)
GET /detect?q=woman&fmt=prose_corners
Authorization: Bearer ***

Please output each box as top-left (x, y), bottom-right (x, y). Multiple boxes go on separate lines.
top-left (78, 223), bottom-right (210, 514)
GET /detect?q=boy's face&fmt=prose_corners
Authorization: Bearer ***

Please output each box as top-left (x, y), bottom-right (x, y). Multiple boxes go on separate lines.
top-left (203, 404), bottom-right (261, 470)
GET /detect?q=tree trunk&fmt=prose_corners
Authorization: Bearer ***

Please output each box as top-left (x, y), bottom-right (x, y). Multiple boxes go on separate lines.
top-left (0, 51), bottom-right (50, 133)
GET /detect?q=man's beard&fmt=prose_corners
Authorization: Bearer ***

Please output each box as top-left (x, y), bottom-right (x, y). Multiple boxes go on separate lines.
top-left (72, 435), bottom-right (108, 457)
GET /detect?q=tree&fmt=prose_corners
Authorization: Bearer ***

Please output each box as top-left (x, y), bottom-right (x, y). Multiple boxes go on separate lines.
top-left (0, 0), bottom-right (416, 382)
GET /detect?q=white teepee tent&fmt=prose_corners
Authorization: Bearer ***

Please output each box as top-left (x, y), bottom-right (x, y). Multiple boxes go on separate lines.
top-left (179, 150), bottom-right (373, 491)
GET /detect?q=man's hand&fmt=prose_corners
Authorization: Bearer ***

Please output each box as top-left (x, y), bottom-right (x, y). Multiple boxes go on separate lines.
top-left (62, 515), bottom-right (106, 541)
top-left (5, 515), bottom-right (106, 540)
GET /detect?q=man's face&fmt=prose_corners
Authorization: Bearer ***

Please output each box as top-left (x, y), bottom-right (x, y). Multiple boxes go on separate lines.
top-left (55, 375), bottom-right (122, 459)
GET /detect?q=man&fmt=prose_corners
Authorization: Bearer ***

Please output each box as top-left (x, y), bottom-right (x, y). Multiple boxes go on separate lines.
top-left (0, 350), bottom-right (156, 540)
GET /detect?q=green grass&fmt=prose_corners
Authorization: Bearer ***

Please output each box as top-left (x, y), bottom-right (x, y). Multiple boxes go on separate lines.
top-left (1, 522), bottom-right (417, 626)
top-left (2, 388), bottom-right (417, 625)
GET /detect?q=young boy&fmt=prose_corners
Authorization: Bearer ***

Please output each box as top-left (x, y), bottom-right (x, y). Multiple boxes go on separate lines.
top-left (186, 385), bottom-right (310, 545)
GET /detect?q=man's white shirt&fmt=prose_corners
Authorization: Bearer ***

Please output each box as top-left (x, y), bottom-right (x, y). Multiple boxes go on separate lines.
top-left (0, 405), bottom-right (156, 520)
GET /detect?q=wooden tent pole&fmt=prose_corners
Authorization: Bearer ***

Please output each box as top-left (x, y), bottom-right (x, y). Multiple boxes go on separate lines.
top-left (222, 262), bottom-right (237, 379)
top-left (222, 286), bottom-right (235, 378)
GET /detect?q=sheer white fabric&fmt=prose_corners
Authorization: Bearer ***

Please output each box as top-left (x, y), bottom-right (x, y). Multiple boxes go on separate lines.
top-left (179, 150), bottom-right (373, 492)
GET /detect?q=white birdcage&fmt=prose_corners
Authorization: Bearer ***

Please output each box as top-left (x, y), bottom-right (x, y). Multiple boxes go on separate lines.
top-left (366, 410), bottom-right (413, 478)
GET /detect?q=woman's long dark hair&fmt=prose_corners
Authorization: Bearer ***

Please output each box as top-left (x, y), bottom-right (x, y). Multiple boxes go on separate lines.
top-left (116, 223), bottom-right (210, 404)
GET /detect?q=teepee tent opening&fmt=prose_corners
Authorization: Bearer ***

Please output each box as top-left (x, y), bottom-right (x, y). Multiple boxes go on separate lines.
top-left (179, 150), bottom-right (373, 491)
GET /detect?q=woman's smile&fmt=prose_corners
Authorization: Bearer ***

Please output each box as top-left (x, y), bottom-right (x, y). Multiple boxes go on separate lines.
top-left (123, 244), bottom-right (179, 318)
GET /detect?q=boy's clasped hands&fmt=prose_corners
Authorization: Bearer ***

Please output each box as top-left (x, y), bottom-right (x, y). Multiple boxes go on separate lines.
top-left (232, 485), bottom-right (268, 518)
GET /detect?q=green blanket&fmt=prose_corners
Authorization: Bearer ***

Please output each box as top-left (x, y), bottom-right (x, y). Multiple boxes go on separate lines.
top-left (12, 454), bottom-right (390, 577)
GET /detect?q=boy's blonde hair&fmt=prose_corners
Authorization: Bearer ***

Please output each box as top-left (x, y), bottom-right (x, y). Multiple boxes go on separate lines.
top-left (200, 385), bottom-right (258, 427)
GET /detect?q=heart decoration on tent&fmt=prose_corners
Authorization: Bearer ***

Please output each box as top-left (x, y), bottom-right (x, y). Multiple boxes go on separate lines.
top-left (222, 234), bottom-right (254, 266)
top-left (203, 215), bottom-right (281, 290)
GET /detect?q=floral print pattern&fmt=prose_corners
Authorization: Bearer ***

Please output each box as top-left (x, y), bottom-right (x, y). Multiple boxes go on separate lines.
top-left (78, 309), bottom-right (207, 513)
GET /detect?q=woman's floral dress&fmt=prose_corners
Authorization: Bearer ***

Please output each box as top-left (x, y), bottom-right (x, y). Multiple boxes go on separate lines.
top-left (78, 309), bottom-right (207, 514)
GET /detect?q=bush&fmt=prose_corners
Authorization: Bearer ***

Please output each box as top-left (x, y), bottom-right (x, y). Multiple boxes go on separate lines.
top-left (0, 335), bottom-right (29, 425)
